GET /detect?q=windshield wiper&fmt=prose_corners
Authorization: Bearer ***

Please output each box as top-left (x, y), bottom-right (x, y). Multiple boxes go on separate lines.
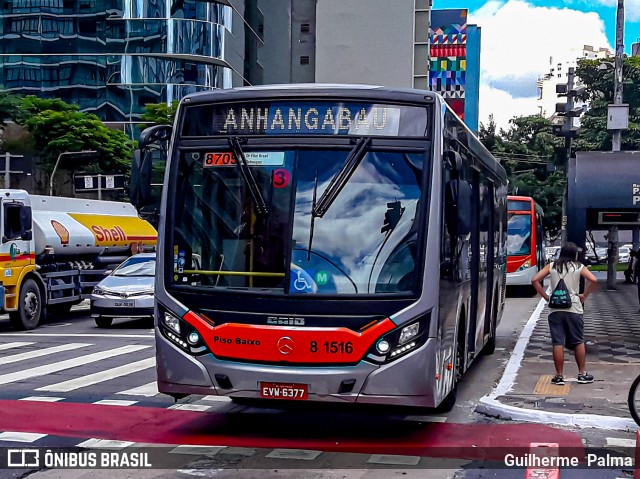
top-left (312, 137), bottom-right (371, 218)
top-left (228, 137), bottom-right (269, 216)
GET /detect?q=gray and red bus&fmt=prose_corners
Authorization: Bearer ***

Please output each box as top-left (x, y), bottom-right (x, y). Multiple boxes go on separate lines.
top-left (139, 85), bottom-right (508, 411)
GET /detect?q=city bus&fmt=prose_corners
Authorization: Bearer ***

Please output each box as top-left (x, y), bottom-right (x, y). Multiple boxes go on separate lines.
top-left (506, 196), bottom-right (546, 286)
top-left (139, 85), bottom-right (508, 411)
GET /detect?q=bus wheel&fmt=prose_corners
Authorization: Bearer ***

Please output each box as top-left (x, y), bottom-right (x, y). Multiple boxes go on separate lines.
top-left (9, 279), bottom-right (42, 331)
top-left (483, 293), bottom-right (499, 356)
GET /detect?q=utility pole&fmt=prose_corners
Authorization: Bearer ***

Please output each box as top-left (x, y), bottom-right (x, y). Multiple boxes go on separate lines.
top-left (612, 0), bottom-right (625, 152)
top-left (606, 0), bottom-right (626, 289)
top-left (553, 67), bottom-right (579, 244)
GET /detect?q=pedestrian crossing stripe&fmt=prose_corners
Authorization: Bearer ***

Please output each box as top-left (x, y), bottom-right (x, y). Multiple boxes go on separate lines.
top-left (0, 343), bottom-right (89, 366)
top-left (37, 358), bottom-right (155, 392)
top-left (117, 382), bottom-right (159, 397)
top-left (0, 431), bottom-right (47, 443)
top-left (0, 345), bottom-right (150, 386)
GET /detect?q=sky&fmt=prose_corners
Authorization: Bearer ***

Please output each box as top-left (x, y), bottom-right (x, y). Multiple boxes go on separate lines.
top-left (431, 0), bottom-right (640, 130)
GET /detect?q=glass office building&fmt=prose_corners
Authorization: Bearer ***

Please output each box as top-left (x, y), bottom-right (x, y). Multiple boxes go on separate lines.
top-left (0, 0), bottom-right (262, 134)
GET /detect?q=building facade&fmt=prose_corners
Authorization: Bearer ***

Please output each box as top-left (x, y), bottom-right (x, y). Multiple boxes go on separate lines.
top-left (536, 45), bottom-right (611, 119)
top-left (0, 0), bottom-right (263, 135)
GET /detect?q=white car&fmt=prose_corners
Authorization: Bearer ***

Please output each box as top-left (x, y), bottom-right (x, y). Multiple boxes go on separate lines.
top-left (619, 246), bottom-right (631, 264)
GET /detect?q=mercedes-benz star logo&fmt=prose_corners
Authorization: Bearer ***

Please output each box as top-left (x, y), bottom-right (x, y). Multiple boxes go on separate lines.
top-left (277, 337), bottom-right (293, 355)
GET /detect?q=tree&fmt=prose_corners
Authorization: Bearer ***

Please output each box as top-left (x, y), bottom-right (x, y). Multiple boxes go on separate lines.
top-left (25, 109), bottom-right (133, 176)
top-left (575, 56), bottom-right (640, 151)
top-left (0, 90), bottom-right (22, 126)
top-left (139, 101), bottom-right (179, 127)
top-left (479, 115), bottom-right (566, 238)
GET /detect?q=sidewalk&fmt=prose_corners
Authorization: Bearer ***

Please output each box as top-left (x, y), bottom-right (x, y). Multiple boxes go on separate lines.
top-left (479, 272), bottom-right (640, 430)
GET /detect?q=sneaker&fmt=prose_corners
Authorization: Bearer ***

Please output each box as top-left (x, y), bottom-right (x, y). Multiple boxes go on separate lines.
top-left (551, 375), bottom-right (565, 386)
top-left (577, 372), bottom-right (594, 384)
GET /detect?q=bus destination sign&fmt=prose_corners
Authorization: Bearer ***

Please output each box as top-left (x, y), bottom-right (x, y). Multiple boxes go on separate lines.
top-left (182, 102), bottom-right (429, 137)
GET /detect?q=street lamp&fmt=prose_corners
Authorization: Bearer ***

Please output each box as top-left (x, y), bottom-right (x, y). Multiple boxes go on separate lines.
top-left (49, 150), bottom-right (97, 196)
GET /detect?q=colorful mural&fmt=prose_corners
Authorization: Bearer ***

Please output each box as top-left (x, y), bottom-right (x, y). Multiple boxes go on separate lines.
top-left (429, 9), bottom-right (468, 123)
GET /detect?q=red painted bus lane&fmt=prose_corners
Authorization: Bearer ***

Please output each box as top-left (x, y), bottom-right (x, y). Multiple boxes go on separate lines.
top-left (0, 400), bottom-right (583, 460)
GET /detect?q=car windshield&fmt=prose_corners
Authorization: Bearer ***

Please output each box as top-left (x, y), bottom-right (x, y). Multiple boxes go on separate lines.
top-left (507, 213), bottom-right (531, 255)
top-left (170, 146), bottom-right (427, 296)
top-left (113, 257), bottom-right (156, 277)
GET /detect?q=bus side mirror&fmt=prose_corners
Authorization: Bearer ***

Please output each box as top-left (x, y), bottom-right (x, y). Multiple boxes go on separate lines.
top-left (130, 149), bottom-right (153, 210)
top-left (139, 125), bottom-right (172, 149)
top-left (445, 179), bottom-right (472, 237)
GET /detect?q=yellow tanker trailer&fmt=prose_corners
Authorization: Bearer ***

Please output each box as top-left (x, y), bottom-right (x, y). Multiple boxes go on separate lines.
top-left (0, 190), bottom-right (157, 330)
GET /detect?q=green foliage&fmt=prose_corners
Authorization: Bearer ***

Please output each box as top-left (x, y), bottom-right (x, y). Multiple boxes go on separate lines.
top-left (25, 109), bottom-right (133, 176)
top-left (0, 90), bottom-right (22, 126)
top-left (139, 101), bottom-right (179, 127)
top-left (479, 114), bottom-right (566, 238)
top-left (575, 56), bottom-right (640, 151)
top-left (15, 95), bottom-right (79, 124)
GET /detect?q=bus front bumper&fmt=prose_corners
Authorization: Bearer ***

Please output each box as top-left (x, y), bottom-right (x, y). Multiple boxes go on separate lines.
top-left (156, 333), bottom-right (441, 408)
top-left (506, 266), bottom-right (537, 286)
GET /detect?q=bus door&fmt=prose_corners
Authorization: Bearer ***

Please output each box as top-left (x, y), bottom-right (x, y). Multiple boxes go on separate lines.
top-left (483, 181), bottom-right (495, 341)
top-left (468, 170), bottom-right (489, 358)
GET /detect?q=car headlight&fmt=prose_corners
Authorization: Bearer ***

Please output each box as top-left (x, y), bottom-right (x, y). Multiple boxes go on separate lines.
top-left (92, 286), bottom-right (106, 295)
top-left (516, 260), bottom-right (531, 272)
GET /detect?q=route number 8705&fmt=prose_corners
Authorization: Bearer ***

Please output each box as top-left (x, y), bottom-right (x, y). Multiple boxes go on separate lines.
top-left (204, 152), bottom-right (237, 167)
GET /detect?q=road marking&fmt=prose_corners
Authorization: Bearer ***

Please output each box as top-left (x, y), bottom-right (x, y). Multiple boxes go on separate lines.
top-left (19, 396), bottom-right (64, 402)
top-left (169, 446), bottom-right (226, 455)
top-left (167, 404), bottom-right (212, 412)
top-left (117, 381), bottom-right (158, 397)
top-left (0, 342), bottom-right (33, 351)
top-left (217, 447), bottom-right (257, 457)
top-left (2, 333), bottom-right (154, 339)
top-left (0, 343), bottom-right (90, 366)
top-left (0, 431), bottom-right (47, 443)
top-left (37, 358), bottom-right (155, 392)
top-left (606, 437), bottom-right (636, 448)
top-left (265, 449), bottom-right (322, 460)
top-left (367, 454), bottom-right (421, 466)
top-left (200, 395), bottom-right (232, 403)
top-left (76, 438), bottom-right (135, 449)
top-left (92, 400), bottom-right (138, 407)
top-left (0, 345), bottom-right (150, 386)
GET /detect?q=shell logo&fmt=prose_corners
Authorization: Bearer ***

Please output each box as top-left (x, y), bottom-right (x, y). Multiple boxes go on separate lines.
top-left (51, 220), bottom-right (70, 245)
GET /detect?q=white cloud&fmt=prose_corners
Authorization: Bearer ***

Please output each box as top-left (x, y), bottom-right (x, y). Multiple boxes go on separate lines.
top-left (468, 1), bottom-right (612, 130)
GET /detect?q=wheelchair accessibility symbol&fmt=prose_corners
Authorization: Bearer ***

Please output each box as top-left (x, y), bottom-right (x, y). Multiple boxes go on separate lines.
top-left (290, 265), bottom-right (317, 293)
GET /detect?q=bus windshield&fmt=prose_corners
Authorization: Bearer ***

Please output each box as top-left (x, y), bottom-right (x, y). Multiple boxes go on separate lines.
top-left (170, 146), bottom-right (426, 296)
top-left (507, 213), bottom-right (531, 255)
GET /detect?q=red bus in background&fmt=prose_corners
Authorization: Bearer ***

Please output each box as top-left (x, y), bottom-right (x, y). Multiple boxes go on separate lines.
top-left (507, 196), bottom-right (546, 286)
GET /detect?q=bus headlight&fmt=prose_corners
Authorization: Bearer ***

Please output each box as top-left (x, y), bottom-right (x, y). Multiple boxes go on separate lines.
top-left (163, 312), bottom-right (181, 334)
top-left (398, 322), bottom-right (419, 345)
top-left (367, 312), bottom-right (431, 364)
top-left (516, 260), bottom-right (531, 272)
top-left (159, 306), bottom-right (208, 356)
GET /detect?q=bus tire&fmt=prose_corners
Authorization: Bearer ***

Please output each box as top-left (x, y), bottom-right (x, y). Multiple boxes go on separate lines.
top-left (483, 292), bottom-right (499, 356)
top-left (9, 278), bottom-right (43, 331)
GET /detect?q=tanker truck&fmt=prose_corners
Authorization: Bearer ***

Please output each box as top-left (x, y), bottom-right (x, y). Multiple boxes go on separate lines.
top-left (0, 190), bottom-right (157, 330)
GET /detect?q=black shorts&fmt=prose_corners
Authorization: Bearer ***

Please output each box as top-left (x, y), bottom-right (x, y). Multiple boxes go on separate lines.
top-left (548, 311), bottom-right (584, 347)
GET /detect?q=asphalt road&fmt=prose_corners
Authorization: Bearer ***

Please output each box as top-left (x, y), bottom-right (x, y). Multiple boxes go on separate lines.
top-left (0, 294), bottom-right (631, 479)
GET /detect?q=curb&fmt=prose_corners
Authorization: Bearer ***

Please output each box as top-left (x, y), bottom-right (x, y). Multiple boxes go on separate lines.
top-left (476, 297), bottom-right (638, 431)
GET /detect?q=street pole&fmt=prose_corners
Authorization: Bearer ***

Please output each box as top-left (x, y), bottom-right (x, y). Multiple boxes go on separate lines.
top-left (49, 150), bottom-right (97, 196)
top-left (560, 68), bottom-right (575, 244)
top-left (97, 174), bottom-right (102, 200)
top-left (606, 0), bottom-right (624, 288)
top-left (612, 0), bottom-right (624, 152)
top-left (4, 152), bottom-right (10, 188)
